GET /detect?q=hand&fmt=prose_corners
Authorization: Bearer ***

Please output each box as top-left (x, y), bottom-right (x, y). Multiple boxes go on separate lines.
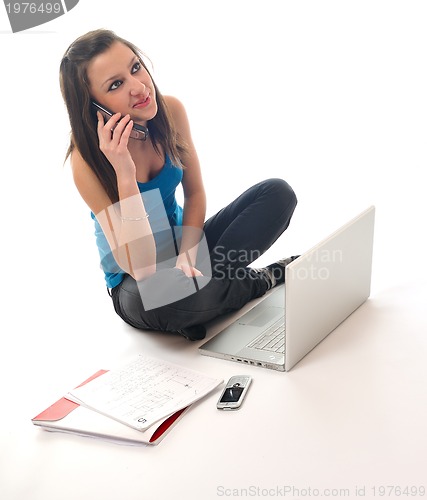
top-left (175, 262), bottom-right (203, 278)
top-left (96, 111), bottom-right (136, 178)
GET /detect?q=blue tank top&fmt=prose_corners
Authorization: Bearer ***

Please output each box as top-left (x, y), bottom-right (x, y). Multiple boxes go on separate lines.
top-left (91, 154), bottom-right (184, 288)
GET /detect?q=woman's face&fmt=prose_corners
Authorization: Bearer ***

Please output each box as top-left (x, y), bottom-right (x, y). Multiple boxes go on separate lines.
top-left (87, 41), bottom-right (157, 126)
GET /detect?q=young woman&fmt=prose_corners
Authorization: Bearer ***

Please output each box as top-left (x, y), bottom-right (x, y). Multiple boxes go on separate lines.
top-left (59, 29), bottom-right (298, 340)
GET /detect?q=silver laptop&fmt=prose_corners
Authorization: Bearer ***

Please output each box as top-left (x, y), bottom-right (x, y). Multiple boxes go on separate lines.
top-left (199, 206), bottom-right (375, 371)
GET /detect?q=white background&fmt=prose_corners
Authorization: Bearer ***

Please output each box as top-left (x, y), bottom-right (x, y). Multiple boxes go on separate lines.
top-left (0, 1), bottom-right (426, 499)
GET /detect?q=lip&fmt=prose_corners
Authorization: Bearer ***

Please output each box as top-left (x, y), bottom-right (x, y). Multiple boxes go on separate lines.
top-left (132, 95), bottom-right (151, 109)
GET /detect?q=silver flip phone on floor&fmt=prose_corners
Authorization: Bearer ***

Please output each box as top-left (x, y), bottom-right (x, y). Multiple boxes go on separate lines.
top-left (216, 375), bottom-right (252, 410)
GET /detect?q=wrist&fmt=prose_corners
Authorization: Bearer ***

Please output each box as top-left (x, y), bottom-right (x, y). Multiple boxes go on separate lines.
top-left (116, 175), bottom-right (139, 197)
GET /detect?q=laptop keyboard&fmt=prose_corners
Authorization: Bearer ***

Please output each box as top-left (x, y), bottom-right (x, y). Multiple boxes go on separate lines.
top-left (247, 317), bottom-right (285, 352)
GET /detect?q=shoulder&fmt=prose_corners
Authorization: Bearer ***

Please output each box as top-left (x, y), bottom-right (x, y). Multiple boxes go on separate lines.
top-left (163, 95), bottom-right (191, 132)
top-left (163, 96), bottom-right (204, 195)
top-left (164, 95), bottom-right (187, 116)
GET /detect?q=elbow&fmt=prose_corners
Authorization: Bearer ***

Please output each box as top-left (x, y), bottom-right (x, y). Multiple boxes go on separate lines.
top-left (112, 247), bottom-right (157, 282)
top-left (132, 264), bottom-right (157, 283)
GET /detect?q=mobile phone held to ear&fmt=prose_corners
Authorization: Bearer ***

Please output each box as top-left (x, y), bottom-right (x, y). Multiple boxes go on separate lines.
top-left (91, 100), bottom-right (149, 141)
top-left (216, 375), bottom-right (252, 410)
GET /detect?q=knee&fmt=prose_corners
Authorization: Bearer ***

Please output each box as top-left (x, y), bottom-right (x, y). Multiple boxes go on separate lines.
top-left (262, 178), bottom-right (298, 212)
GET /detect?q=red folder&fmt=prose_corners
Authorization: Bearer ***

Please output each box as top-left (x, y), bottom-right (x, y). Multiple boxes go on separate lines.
top-left (32, 370), bottom-right (188, 445)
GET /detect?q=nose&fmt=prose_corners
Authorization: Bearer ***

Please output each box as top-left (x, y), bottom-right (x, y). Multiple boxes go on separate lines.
top-left (130, 77), bottom-right (146, 96)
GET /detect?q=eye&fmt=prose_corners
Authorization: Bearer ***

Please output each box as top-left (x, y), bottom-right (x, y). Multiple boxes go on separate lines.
top-left (109, 80), bottom-right (122, 91)
top-left (131, 61), bottom-right (141, 74)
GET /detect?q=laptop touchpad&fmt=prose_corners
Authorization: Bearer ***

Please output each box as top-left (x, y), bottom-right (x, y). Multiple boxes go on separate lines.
top-left (238, 307), bottom-right (276, 327)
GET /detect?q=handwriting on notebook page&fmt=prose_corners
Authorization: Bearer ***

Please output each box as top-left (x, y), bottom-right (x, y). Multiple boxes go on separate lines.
top-left (66, 354), bottom-right (222, 430)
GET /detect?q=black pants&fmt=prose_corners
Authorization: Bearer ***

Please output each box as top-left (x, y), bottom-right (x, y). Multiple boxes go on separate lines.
top-left (111, 178), bottom-right (297, 335)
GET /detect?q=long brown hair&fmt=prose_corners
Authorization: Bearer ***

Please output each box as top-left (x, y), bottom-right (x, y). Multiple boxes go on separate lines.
top-left (59, 29), bottom-right (186, 203)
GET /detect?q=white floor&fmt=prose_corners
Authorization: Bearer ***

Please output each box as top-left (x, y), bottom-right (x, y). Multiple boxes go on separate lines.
top-left (1, 2), bottom-right (427, 499)
top-left (2, 272), bottom-right (426, 500)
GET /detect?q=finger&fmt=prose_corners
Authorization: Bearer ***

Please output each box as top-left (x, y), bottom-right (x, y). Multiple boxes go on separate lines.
top-left (188, 267), bottom-right (203, 277)
top-left (113, 115), bottom-right (133, 147)
top-left (178, 265), bottom-right (193, 278)
top-left (97, 111), bottom-right (112, 147)
top-left (97, 111), bottom-right (121, 141)
top-left (110, 114), bottom-right (131, 141)
top-left (112, 114), bottom-right (132, 136)
top-left (106, 113), bottom-right (123, 137)
top-left (119, 118), bottom-right (134, 144)
top-left (96, 111), bottom-right (104, 134)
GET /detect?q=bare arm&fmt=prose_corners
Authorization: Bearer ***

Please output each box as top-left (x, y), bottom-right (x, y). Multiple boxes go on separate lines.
top-left (71, 112), bottom-right (156, 281)
top-left (164, 96), bottom-right (207, 276)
